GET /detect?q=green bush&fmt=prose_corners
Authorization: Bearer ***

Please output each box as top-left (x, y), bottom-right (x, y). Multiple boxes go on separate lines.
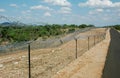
top-left (0, 24), bottom-right (93, 43)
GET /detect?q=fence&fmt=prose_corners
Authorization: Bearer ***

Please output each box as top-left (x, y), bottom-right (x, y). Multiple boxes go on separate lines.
top-left (0, 28), bottom-right (107, 78)
top-left (0, 27), bottom-right (93, 54)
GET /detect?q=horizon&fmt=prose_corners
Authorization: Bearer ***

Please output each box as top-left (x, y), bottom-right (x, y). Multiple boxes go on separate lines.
top-left (0, 19), bottom-right (120, 27)
top-left (0, 0), bottom-right (120, 26)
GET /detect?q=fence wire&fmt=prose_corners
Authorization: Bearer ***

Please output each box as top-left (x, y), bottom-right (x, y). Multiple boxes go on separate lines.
top-left (0, 28), bottom-right (107, 78)
top-left (0, 27), bottom-right (93, 53)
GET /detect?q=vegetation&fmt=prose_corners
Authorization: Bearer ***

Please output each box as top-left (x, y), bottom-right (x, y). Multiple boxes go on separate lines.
top-left (104, 25), bottom-right (120, 30)
top-left (0, 24), bottom-right (94, 44)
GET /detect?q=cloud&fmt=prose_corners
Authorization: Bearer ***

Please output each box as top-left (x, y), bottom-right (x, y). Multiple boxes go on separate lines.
top-left (21, 10), bottom-right (31, 14)
top-left (58, 7), bottom-right (72, 14)
top-left (44, 12), bottom-right (51, 16)
top-left (96, 8), bottom-right (103, 12)
top-left (10, 4), bottom-right (18, 8)
top-left (89, 8), bottom-right (103, 14)
top-left (30, 5), bottom-right (52, 10)
top-left (43, 0), bottom-right (71, 7)
top-left (0, 9), bottom-right (5, 12)
top-left (78, 0), bottom-right (120, 8)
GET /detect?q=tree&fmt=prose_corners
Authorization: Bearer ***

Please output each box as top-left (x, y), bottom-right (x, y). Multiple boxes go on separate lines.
top-left (79, 24), bottom-right (87, 28)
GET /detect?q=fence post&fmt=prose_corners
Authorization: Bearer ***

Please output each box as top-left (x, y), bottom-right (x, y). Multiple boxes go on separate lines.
top-left (97, 35), bottom-right (99, 43)
top-left (28, 43), bottom-right (31, 78)
top-left (75, 39), bottom-right (77, 59)
top-left (103, 34), bottom-right (104, 40)
top-left (88, 37), bottom-right (90, 50)
top-left (99, 33), bottom-right (101, 42)
top-left (104, 33), bottom-right (106, 39)
top-left (94, 35), bottom-right (95, 46)
top-left (98, 35), bottom-right (100, 43)
top-left (60, 39), bottom-right (63, 44)
top-left (99, 35), bottom-right (101, 42)
top-left (100, 35), bottom-right (101, 41)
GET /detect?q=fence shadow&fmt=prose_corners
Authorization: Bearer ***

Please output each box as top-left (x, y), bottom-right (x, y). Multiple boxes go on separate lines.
top-left (102, 29), bottom-right (120, 78)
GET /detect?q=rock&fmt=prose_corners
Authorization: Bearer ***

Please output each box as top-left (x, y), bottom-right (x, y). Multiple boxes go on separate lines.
top-left (0, 64), bottom-right (3, 68)
top-left (52, 50), bottom-right (55, 53)
top-left (22, 56), bottom-right (26, 58)
top-left (14, 62), bottom-right (19, 65)
top-left (32, 57), bottom-right (38, 60)
top-left (58, 48), bottom-right (62, 51)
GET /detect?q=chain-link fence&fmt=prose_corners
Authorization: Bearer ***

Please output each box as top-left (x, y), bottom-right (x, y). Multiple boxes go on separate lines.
top-left (0, 28), bottom-right (107, 78)
top-left (0, 27), bottom-right (93, 54)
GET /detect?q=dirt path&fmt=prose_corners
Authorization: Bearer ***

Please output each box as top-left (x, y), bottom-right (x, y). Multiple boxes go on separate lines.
top-left (52, 29), bottom-right (110, 78)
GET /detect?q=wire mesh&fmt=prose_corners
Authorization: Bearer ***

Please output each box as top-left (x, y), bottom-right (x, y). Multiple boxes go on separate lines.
top-left (0, 28), bottom-right (108, 78)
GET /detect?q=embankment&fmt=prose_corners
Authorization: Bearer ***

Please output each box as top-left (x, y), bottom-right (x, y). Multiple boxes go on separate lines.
top-left (52, 29), bottom-right (111, 78)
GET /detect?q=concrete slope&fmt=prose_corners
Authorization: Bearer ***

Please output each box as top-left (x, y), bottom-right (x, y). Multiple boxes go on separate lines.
top-left (102, 29), bottom-right (120, 78)
top-left (52, 29), bottom-right (110, 78)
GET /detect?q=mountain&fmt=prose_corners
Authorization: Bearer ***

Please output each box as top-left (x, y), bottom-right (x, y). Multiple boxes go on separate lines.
top-left (1, 22), bottom-right (11, 26)
top-left (0, 22), bottom-right (26, 26)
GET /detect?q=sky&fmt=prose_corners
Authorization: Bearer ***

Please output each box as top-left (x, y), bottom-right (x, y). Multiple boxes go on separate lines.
top-left (0, 0), bottom-right (120, 26)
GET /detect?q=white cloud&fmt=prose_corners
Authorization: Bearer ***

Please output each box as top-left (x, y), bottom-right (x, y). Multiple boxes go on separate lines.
top-left (78, 0), bottom-right (120, 8)
top-left (43, 0), bottom-right (71, 7)
top-left (10, 4), bottom-right (18, 8)
top-left (113, 2), bottom-right (120, 7)
top-left (89, 8), bottom-right (103, 14)
top-left (44, 12), bottom-right (51, 16)
top-left (58, 7), bottom-right (72, 14)
top-left (96, 8), bottom-right (103, 12)
top-left (22, 10), bottom-right (31, 14)
top-left (30, 5), bottom-right (52, 10)
top-left (0, 9), bottom-right (5, 12)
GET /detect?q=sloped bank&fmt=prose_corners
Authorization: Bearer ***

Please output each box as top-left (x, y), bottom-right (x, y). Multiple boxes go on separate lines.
top-left (52, 29), bottom-right (111, 78)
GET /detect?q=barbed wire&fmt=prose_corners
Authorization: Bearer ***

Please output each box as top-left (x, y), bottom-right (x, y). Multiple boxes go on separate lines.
top-left (0, 27), bottom-right (101, 53)
top-left (0, 15), bottom-right (11, 22)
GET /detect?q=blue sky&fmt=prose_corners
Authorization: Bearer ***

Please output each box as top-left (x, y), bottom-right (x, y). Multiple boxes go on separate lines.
top-left (0, 0), bottom-right (120, 26)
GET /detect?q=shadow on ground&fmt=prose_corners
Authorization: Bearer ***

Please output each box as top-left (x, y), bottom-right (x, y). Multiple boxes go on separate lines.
top-left (102, 29), bottom-right (120, 78)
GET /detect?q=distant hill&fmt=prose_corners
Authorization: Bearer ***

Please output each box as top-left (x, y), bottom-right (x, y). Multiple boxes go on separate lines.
top-left (0, 22), bottom-right (26, 26)
top-left (1, 22), bottom-right (11, 26)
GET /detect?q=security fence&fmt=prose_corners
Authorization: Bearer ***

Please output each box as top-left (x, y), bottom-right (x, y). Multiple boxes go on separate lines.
top-left (0, 28), bottom-right (107, 78)
top-left (0, 27), bottom-right (93, 54)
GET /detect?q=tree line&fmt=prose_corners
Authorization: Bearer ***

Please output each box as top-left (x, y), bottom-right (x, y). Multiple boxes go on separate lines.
top-left (104, 25), bottom-right (120, 30)
top-left (0, 24), bottom-right (94, 44)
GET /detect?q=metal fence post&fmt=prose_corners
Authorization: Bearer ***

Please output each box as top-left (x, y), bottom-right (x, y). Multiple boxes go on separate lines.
top-left (102, 34), bottom-right (104, 40)
top-left (99, 35), bottom-right (101, 42)
top-left (104, 33), bottom-right (106, 39)
top-left (88, 37), bottom-right (90, 50)
top-left (97, 35), bottom-right (99, 43)
top-left (75, 39), bottom-right (77, 59)
top-left (100, 35), bottom-right (101, 42)
top-left (94, 35), bottom-right (95, 46)
top-left (98, 35), bottom-right (99, 43)
top-left (60, 39), bottom-right (63, 44)
top-left (28, 43), bottom-right (31, 78)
